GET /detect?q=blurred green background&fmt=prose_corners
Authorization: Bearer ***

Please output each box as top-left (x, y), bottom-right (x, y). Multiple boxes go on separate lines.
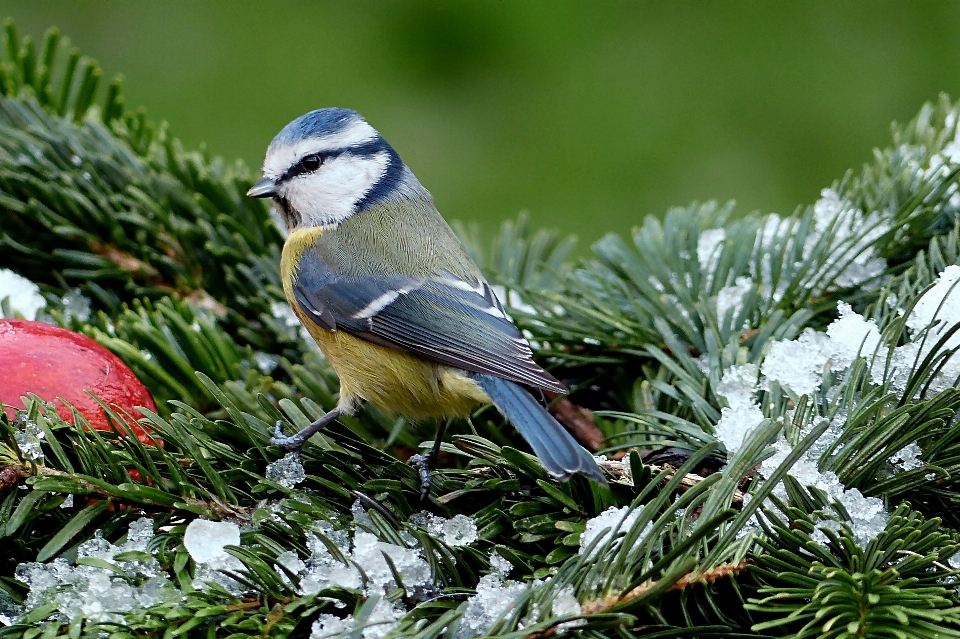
top-left (4, 1), bottom-right (960, 244)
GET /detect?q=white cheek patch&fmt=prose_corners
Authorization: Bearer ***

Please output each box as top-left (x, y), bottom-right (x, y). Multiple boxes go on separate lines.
top-left (262, 119), bottom-right (379, 179)
top-left (280, 151), bottom-right (390, 226)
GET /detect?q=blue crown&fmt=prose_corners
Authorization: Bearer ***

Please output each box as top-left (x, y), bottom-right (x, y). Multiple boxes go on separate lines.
top-left (271, 108), bottom-right (364, 146)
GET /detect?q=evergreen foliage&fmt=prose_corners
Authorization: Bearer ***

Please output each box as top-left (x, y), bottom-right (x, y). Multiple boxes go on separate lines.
top-left (2, 21), bottom-right (960, 639)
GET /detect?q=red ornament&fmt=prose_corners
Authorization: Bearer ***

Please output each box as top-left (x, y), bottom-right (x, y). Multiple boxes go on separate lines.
top-left (0, 319), bottom-right (157, 444)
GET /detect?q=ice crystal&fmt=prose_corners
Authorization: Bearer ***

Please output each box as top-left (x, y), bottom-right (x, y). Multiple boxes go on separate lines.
top-left (297, 531), bottom-right (362, 595)
top-left (409, 511), bottom-right (478, 547)
top-left (310, 596), bottom-right (403, 639)
top-left (291, 505), bottom-right (436, 602)
top-left (715, 405), bottom-right (765, 455)
top-left (0, 587), bottom-right (16, 626)
top-left (457, 574), bottom-right (530, 638)
top-left (274, 550), bottom-right (306, 587)
top-left (266, 452), bottom-right (306, 488)
top-left (762, 303), bottom-right (885, 398)
top-left (184, 519), bottom-right (240, 564)
top-left (716, 364), bottom-right (759, 410)
top-left (752, 191), bottom-right (888, 304)
top-left (310, 614), bottom-right (354, 639)
top-left (489, 551), bottom-right (513, 578)
top-left (13, 416), bottom-right (45, 462)
top-left (810, 189), bottom-right (889, 289)
top-left (351, 499), bottom-right (374, 529)
top-left (13, 519), bottom-right (180, 624)
top-left (862, 265), bottom-right (960, 395)
top-left (890, 442), bottom-right (923, 472)
top-left (697, 228), bottom-right (726, 271)
top-left (826, 302), bottom-right (882, 372)
top-left (758, 427), bottom-right (888, 547)
top-left (351, 531), bottom-right (433, 597)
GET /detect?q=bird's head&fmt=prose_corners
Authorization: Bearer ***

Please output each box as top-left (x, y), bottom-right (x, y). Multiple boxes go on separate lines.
top-left (248, 108), bottom-right (408, 230)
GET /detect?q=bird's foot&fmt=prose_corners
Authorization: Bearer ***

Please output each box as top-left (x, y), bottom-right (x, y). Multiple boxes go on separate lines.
top-left (407, 453), bottom-right (433, 502)
top-left (271, 420), bottom-right (306, 452)
top-left (270, 408), bottom-right (343, 452)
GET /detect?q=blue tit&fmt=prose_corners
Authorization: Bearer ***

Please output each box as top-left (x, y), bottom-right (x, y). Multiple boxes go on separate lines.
top-left (248, 108), bottom-right (604, 489)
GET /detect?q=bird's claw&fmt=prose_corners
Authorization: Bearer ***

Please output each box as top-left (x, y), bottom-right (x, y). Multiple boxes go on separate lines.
top-left (270, 420), bottom-right (302, 452)
top-left (408, 453), bottom-right (432, 502)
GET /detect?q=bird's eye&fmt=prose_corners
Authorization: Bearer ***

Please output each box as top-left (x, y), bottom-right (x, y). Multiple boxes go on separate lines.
top-left (300, 154), bottom-right (322, 172)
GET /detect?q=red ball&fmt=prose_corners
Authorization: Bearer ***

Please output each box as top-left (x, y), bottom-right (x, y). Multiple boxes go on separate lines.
top-left (0, 319), bottom-right (157, 444)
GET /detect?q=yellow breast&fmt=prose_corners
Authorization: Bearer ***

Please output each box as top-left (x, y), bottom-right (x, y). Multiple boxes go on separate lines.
top-left (280, 227), bottom-right (490, 419)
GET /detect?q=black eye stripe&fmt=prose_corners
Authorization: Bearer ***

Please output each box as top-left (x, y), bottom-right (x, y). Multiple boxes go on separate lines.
top-left (280, 153), bottom-right (326, 182)
top-left (277, 138), bottom-right (389, 184)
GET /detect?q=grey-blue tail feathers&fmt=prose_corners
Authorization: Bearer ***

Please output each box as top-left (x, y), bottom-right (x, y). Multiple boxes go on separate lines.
top-left (470, 373), bottom-right (606, 484)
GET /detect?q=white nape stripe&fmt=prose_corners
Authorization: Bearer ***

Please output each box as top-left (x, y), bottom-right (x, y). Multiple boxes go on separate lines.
top-left (262, 119), bottom-right (379, 179)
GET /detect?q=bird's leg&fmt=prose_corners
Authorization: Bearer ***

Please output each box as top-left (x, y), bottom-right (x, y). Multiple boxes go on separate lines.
top-left (408, 419), bottom-right (448, 502)
top-left (271, 407), bottom-right (344, 452)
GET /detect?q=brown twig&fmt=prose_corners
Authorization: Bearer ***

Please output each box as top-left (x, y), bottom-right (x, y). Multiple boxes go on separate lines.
top-left (0, 462), bottom-right (247, 520)
top-left (594, 456), bottom-right (745, 507)
top-left (581, 560), bottom-right (751, 615)
top-left (545, 392), bottom-right (605, 452)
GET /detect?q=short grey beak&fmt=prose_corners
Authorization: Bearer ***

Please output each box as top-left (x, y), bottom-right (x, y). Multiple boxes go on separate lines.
top-left (247, 177), bottom-right (278, 198)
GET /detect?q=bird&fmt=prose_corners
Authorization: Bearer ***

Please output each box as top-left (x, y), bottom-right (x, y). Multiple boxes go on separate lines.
top-left (247, 108), bottom-right (604, 496)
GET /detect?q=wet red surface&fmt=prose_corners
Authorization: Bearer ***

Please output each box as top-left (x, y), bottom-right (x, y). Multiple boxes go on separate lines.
top-left (0, 319), bottom-right (157, 444)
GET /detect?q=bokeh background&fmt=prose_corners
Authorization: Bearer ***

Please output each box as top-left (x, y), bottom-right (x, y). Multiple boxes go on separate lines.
top-left (4, 1), bottom-right (960, 245)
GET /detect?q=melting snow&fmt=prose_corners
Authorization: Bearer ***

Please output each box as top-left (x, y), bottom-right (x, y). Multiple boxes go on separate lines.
top-left (714, 364), bottom-right (763, 454)
top-left (184, 519), bottom-right (246, 594)
top-left (183, 519), bottom-right (240, 564)
top-left (579, 506), bottom-right (650, 555)
top-left (14, 519), bottom-right (181, 624)
top-left (758, 425), bottom-right (888, 547)
top-left (457, 574), bottom-right (530, 638)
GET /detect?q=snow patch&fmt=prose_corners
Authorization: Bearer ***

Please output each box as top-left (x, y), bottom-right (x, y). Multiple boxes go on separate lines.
top-left (580, 506), bottom-right (650, 555)
top-left (0, 269), bottom-right (45, 320)
top-left (14, 519), bottom-right (181, 624)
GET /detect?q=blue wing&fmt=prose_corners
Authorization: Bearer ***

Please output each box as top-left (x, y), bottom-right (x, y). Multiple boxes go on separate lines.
top-left (292, 248), bottom-right (566, 394)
